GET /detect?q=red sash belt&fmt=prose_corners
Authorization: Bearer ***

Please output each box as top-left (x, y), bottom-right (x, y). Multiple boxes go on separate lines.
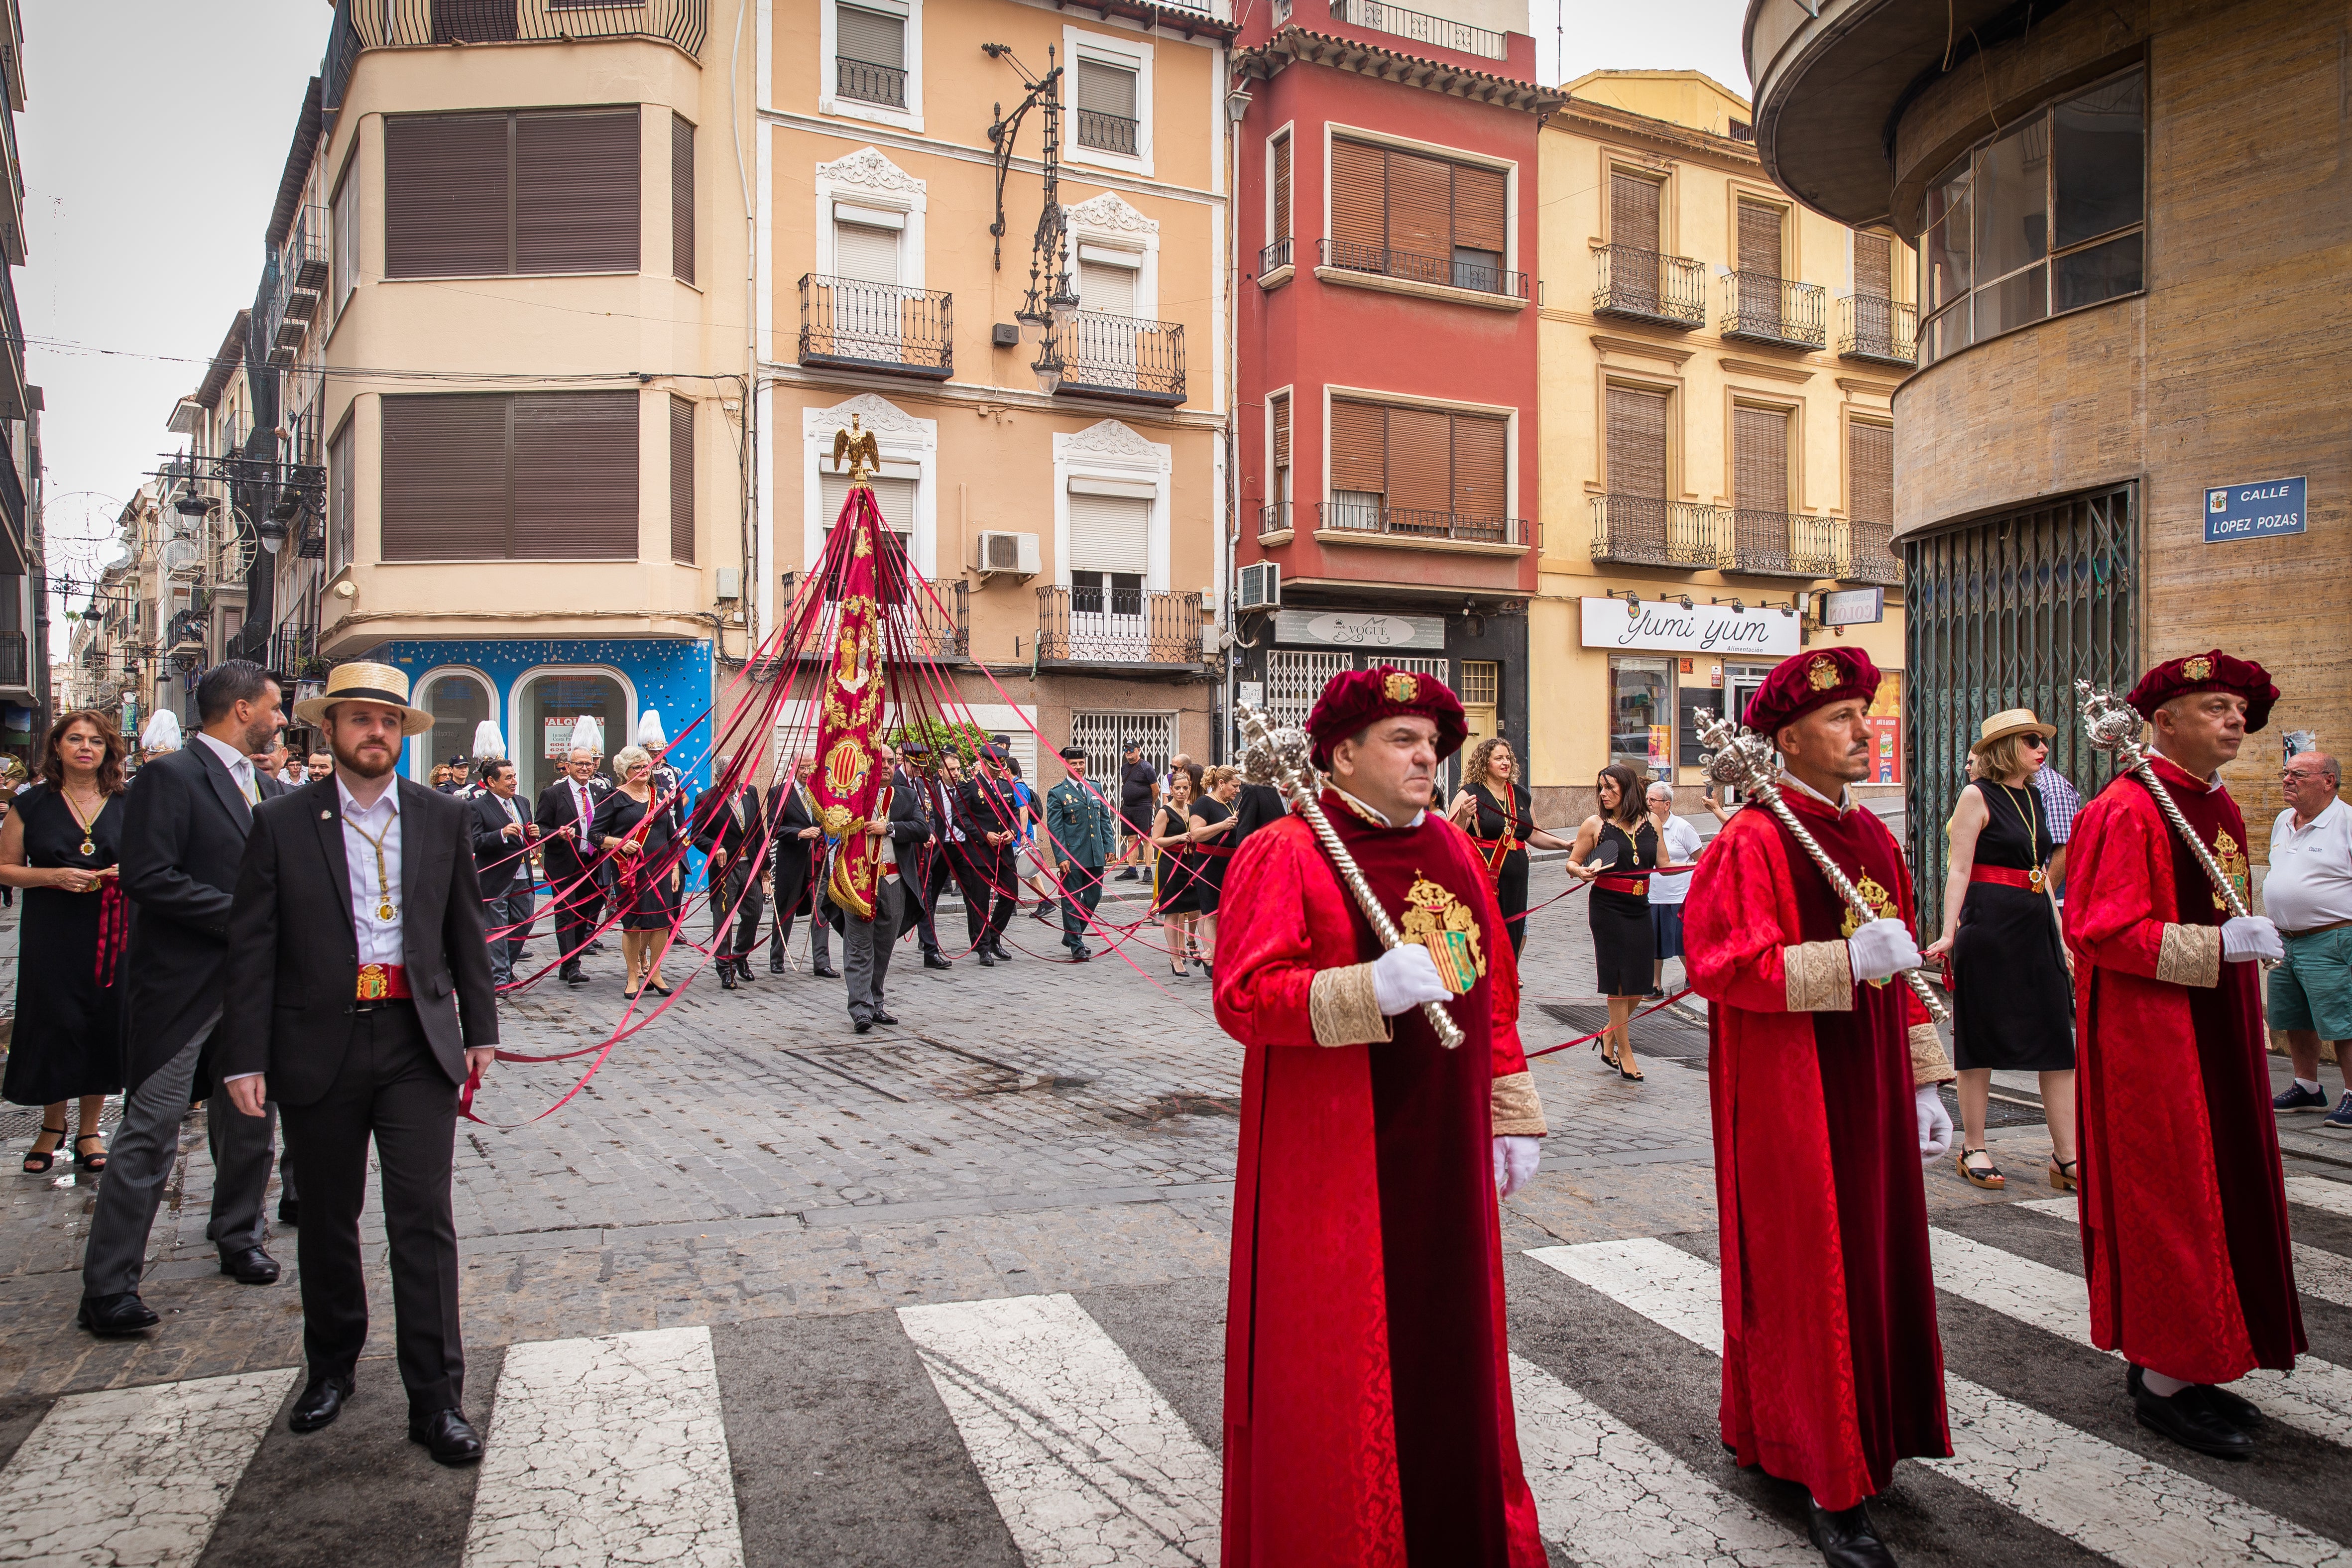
top-left (1969, 864), bottom-right (2043, 892)
top-left (1194, 843), bottom-right (1237, 858)
top-left (1595, 874), bottom-right (1649, 896)
top-left (1472, 832), bottom-right (1521, 873)
top-left (356, 963), bottom-right (411, 1001)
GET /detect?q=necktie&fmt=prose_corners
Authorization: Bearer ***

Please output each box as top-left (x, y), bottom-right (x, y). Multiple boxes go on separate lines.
top-left (239, 765), bottom-right (260, 806)
top-left (576, 782), bottom-right (592, 847)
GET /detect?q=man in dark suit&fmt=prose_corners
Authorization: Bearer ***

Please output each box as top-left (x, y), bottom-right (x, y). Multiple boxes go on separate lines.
top-left (533, 745), bottom-right (606, 985)
top-left (221, 661), bottom-right (498, 1465)
top-left (765, 753), bottom-right (834, 978)
top-left (693, 755), bottom-right (764, 989)
top-left (469, 757), bottom-right (539, 988)
top-left (907, 744), bottom-right (975, 970)
top-left (957, 745), bottom-right (1023, 966)
top-left (77, 659), bottom-right (290, 1335)
top-left (838, 740), bottom-right (928, 1033)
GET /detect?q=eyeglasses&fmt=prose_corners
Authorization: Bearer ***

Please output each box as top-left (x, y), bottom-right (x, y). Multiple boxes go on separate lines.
top-left (2020, 735), bottom-right (2050, 749)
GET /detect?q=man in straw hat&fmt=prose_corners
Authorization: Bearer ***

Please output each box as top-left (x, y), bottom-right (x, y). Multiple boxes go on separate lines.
top-left (1681, 645), bottom-right (1955, 1566)
top-left (1211, 666), bottom-right (1546, 1568)
top-left (2062, 649), bottom-right (2303, 1460)
top-left (218, 660), bottom-right (500, 1464)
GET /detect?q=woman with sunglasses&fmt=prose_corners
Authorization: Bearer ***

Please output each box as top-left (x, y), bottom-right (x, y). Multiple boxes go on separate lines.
top-left (1925, 710), bottom-right (2078, 1193)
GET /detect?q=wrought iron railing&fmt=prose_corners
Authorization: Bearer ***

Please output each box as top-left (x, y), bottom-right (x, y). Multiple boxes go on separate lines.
top-left (1327, 0), bottom-right (1508, 59)
top-left (326, 0), bottom-right (709, 110)
top-left (776, 573), bottom-right (967, 663)
top-left (284, 204), bottom-right (330, 296)
top-left (837, 55), bottom-right (907, 108)
top-left (1259, 502), bottom-right (1292, 537)
top-left (167, 608), bottom-right (207, 650)
top-left (1839, 296), bottom-right (1917, 368)
top-left (1720, 271), bottom-right (1827, 349)
top-left (1320, 238), bottom-right (1527, 300)
top-left (797, 275), bottom-right (952, 378)
top-left (0, 635), bottom-right (26, 688)
top-left (1259, 238), bottom-right (1293, 275)
top-left (1036, 586), bottom-right (1206, 665)
top-left (1589, 496), bottom-right (1726, 568)
top-left (1318, 501), bottom-right (1524, 546)
top-left (1729, 509), bottom-right (1841, 578)
top-left (1844, 520), bottom-right (1903, 585)
top-left (1593, 245), bottom-right (1706, 328)
top-left (1075, 109), bottom-right (1139, 156)
top-left (1055, 310), bottom-right (1185, 404)
top-left (268, 621), bottom-right (321, 679)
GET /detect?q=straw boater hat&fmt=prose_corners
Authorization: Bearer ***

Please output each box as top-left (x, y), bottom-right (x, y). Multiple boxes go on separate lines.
top-left (1969, 708), bottom-right (2057, 755)
top-left (292, 661), bottom-right (435, 736)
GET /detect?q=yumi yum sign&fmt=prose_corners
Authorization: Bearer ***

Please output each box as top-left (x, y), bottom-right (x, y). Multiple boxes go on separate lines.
top-left (1578, 596), bottom-right (1801, 657)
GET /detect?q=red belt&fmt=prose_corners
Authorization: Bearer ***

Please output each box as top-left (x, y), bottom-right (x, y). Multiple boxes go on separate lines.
top-left (356, 963), bottom-right (411, 1001)
top-left (1969, 864), bottom-right (2046, 892)
top-left (1595, 874), bottom-right (1649, 896)
top-left (1194, 843), bottom-right (1237, 858)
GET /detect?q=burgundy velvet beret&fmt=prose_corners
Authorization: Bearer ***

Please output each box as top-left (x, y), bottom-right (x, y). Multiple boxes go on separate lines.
top-left (1741, 647), bottom-right (1882, 738)
top-left (1305, 666), bottom-right (1469, 770)
top-left (2126, 649), bottom-right (2278, 732)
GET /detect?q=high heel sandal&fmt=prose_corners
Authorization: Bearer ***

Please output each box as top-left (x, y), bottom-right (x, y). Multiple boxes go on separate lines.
top-left (2047, 1157), bottom-right (2079, 1192)
top-left (1617, 1055), bottom-right (1646, 1083)
top-left (21, 1124), bottom-right (65, 1175)
top-left (1957, 1146), bottom-right (2006, 1190)
top-left (72, 1134), bottom-right (107, 1173)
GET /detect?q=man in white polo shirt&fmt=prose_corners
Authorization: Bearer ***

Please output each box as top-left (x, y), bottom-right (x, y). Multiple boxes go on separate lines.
top-left (2268, 751), bottom-right (2352, 1127)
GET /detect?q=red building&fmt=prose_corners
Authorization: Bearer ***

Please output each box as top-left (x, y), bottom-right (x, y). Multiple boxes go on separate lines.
top-left (1230, 1), bottom-right (1558, 761)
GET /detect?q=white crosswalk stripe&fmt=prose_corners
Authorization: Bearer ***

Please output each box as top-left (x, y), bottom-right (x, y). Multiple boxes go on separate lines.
top-left (1527, 1237), bottom-right (2352, 1568)
top-left (896, 1292), bottom-right (1220, 1568)
top-left (1508, 1352), bottom-right (1816, 1567)
top-left (463, 1325), bottom-right (745, 1568)
top-left (2020, 1193), bottom-right (2352, 1311)
top-left (0, 1367), bottom-right (293, 1568)
top-left (2289, 1177), bottom-right (2352, 1220)
top-left (1929, 1225), bottom-right (2352, 1447)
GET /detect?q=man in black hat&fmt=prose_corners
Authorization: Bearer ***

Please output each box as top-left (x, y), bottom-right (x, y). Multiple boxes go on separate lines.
top-left (957, 745), bottom-right (1022, 965)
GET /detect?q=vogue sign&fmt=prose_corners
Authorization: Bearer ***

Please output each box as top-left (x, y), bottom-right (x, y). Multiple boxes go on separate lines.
top-left (1578, 597), bottom-right (1801, 657)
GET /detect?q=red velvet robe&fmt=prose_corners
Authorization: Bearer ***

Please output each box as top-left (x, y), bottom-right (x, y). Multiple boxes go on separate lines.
top-left (1682, 790), bottom-right (1952, 1511)
top-left (2062, 755), bottom-right (2306, 1382)
top-left (1213, 794), bottom-right (1545, 1568)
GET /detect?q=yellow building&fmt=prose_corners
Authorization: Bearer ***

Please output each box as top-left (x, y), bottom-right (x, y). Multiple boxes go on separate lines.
top-left (758, 0), bottom-right (1233, 775)
top-left (1531, 70), bottom-right (1913, 821)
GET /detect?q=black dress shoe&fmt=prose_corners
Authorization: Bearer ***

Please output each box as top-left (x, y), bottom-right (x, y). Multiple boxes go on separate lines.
top-left (408, 1407), bottom-right (485, 1466)
top-left (276, 1199), bottom-right (300, 1226)
top-left (977, 948), bottom-right (996, 967)
top-left (2132, 1374), bottom-right (2254, 1459)
top-left (220, 1245), bottom-right (281, 1285)
top-left (290, 1375), bottom-right (353, 1433)
top-left (923, 951), bottom-right (953, 970)
top-left (1804, 1498), bottom-right (1895, 1568)
top-left (77, 1292), bottom-right (160, 1335)
top-left (871, 1009), bottom-right (900, 1026)
top-left (735, 960), bottom-right (757, 982)
top-left (768, 957), bottom-right (785, 975)
top-left (561, 966), bottom-right (589, 986)
top-left (813, 963), bottom-right (840, 979)
top-left (989, 941), bottom-right (1014, 962)
top-left (719, 966), bottom-right (738, 990)
top-left (852, 1015), bottom-right (873, 1035)
top-left (1068, 946), bottom-right (1092, 962)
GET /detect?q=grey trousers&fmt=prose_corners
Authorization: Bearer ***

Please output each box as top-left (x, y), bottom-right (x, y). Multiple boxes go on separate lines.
top-left (842, 877), bottom-right (906, 1021)
top-left (82, 1014), bottom-right (280, 1300)
top-left (482, 886), bottom-right (534, 984)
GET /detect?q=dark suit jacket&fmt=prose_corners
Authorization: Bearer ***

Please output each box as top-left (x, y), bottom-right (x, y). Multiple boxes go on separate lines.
top-left (956, 772), bottom-right (1023, 856)
top-left (1233, 782), bottom-right (1289, 848)
top-left (766, 778), bottom-right (821, 913)
top-left (826, 770), bottom-right (929, 938)
top-left (533, 776), bottom-right (604, 881)
top-left (219, 777), bottom-right (498, 1106)
top-left (692, 784), bottom-right (763, 860)
top-left (117, 741), bottom-right (259, 1090)
top-left (469, 790), bottom-right (535, 900)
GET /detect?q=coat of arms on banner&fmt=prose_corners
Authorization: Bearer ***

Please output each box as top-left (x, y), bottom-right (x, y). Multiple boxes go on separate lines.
top-left (1402, 874), bottom-right (1485, 995)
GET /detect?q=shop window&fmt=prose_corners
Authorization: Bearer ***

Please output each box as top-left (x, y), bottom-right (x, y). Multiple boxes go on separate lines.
top-left (418, 673), bottom-right (491, 780)
top-left (519, 670), bottom-right (629, 802)
top-left (1609, 656), bottom-right (1672, 776)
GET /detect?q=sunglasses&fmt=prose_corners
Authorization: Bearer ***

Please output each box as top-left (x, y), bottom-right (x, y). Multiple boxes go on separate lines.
top-left (2019, 735), bottom-right (2049, 749)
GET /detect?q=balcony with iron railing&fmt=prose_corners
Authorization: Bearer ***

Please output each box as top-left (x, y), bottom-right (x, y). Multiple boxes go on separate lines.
top-left (1729, 509), bottom-right (1841, 578)
top-left (1589, 496), bottom-right (1726, 568)
top-left (1325, 0), bottom-right (1508, 60)
top-left (0, 264), bottom-right (26, 421)
top-left (774, 573), bottom-right (968, 665)
top-left (1719, 271), bottom-right (1827, 350)
top-left (1320, 238), bottom-right (1528, 302)
top-left (0, 633), bottom-right (27, 690)
top-left (1258, 237), bottom-right (1293, 278)
top-left (1843, 520), bottom-right (1903, 585)
top-left (326, 0), bottom-right (710, 110)
top-left (836, 55), bottom-right (907, 108)
top-left (1587, 499), bottom-right (1891, 582)
top-left (1258, 502), bottom-right (1293, 539)
top-left (1052, 311), bottom-right (1185, 405)
top-left (798, 275), bottom-right (952, 380)
top-left (1075, 109), bottom-right (1139, 156)
top-left (1036, 585), bottom-right (1206, 671)
top-left (1319, 500), bottom-right (1526, 547)
top-left (1593, 246), bottom-right (1706, 329)
top-left (1838, 296), bottom-right (1917, 369)
top-left (268, 621), bottom-right (322, 679)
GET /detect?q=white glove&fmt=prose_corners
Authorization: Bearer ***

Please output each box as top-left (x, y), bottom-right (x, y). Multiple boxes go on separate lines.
top-left (1371, 943), bottom-right (1450, 1016)
top-left (1494, 1136), bottom-right (1541, 1198)
top-left (2221, 915), bottom-right (2283, 964)
top-left (1847, 918), bottom-right (1921, 983)
top-left (1915, 1085), bottom-right (1953, 1163)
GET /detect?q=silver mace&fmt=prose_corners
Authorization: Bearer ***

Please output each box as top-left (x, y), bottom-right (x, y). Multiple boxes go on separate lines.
top-left (2076, 680), bottom-right (2275, 967)
top-left (1694, 711), bottom-right (1952, 1023)
top-left (1234, 702), bottom-right (1465, 1050)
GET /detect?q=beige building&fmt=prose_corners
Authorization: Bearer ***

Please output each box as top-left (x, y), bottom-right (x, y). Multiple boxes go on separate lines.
top-left (1531, 70), bottom-right (1913, 819)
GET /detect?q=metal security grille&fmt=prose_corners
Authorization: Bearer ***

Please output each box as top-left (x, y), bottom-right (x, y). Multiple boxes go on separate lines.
top-left (1266, 650), bottom-right (1352, 729)
top-left (1904, 482), bottom-right (2137, 929)
top-left (1070, 711), bottom-right (1177, 792)
top-left (1384, 656), bottom-right (1450, 686)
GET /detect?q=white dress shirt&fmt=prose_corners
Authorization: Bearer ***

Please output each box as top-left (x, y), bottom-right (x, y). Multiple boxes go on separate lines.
top-left (1647, 814), bottom-right (1706, 907)
top-left (569, 777), bottom-right (596, 849)
top-left (2268, 797), bottom-right (2352, 933)
top-left (338, 777), bottom-right (406, 965)
top-left (195, 729), bottom-right (261, 805)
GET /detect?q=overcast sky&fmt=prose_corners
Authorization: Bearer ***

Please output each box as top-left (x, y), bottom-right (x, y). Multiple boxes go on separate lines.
top-left (1546, 0), bottom-right (1751, 98)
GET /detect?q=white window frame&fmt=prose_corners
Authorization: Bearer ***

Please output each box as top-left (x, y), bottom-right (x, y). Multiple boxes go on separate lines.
top-left (1062, 25), bottom-right (1152, 179)
top-left (1321, 383), bottom-right (1523, 524)
top-left (813, 147), bottom-right (928, 288)
top-left (501, 664), bottom-right (641, 784)
top-left (405, 665), bottom-right (501, 781)
top-left (1322, 121), bottom-right (1520, 284)
top-left (1061, 191), bottom-right (1159, 321)
top-left (822, 0), bottom-right (924, 134)
top-left (1053, 419), bottom-right (1172, 592)
top-left (801, 393), bottom-right (937, 578)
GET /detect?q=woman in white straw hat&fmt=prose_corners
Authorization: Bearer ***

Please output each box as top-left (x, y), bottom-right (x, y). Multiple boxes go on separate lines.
top-left (1925, 708), bottom-right (2079, 1193)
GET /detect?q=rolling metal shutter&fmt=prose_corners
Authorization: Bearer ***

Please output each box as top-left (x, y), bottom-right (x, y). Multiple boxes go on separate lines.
top-left (1272, 134), bottom-right (1292, 241)
top-left (512, 391), bottom-right (638, 559)
top-left (672, 113), bottom-right (696, 285)
top-left (1328, 399), bottom-right (1387, 492)
top-left (1077, 255), bottom-right (1137, 316)
top-left (1271, 394), bottom-right (1290, 471)
top-left (383, 112), bottom-right (509, 278)
top-left (1450, 162), bottom-right (1506, 253)
top-left (1384, 150), bottom-right (1451, 259)
top-left (1329, 138), bottom-right (1385, 249)
top-left (1849, 421), bottom-right (1893, 525)
top-left (1605, 386), bottom-right (1667, 498)
top-left (381, 394), bottom-right (510, 559)
top-left (1732, 406), bottom-right (1789, 513)
top-left (1075, 58), bottom-right (1137, 118)
top-left (385, 108), bottom-right (639, 278)
top-left (820, 471), bottom-right (915, 533)
top-left (1451, 414), bottom-right (1508, 518)
top-left (1853, 232), bottom-right (1892, 298)
top-left (515, 108), bottom-right (640, 274)
top-left (1067, 489), bottom-right (1150, 576)
top-left (1610, 172), bottom-right (1659, 249)
top-left (669, 394), bottom-right (695, 563)
top-left (836, 5), bottom-right (905, 67)
top-left (1384, 406), bottom-right (1451, 513)
top-left (834, 219), bottom-right (900, 285)
top-left (1737, 199), bottom-right (1784, 277)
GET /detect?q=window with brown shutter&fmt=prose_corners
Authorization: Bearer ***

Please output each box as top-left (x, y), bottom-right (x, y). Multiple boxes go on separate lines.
top-left (1605, 387), bottom-right (1668, 501)
top-left (1272, 133), bottom-right (1292, 242)
top-left (1849, 421), bottom-right (1893, 525)
top-left (384, 113), bottom-right (509, 278)
top-left (385, 107), bottom-right (641, 279)
top-left (1330, 138), bottom-right (1384, 249)
top-left (1737, 199), bottom-right (1785, 278)
top-left (1269, 392), bottom-right (1292, 519)
top-left (1452, 164), bottom-right (1505, 252)
top-left (1271, 394), bottom-right (1292, 470)
top-left (516, 109), bottom-right (640, 273)
top-left (1329, 399), bottom-right (1512, 527)
top-left (1384, 406), bottom-right (1451, 514)
top-left (1450, 415), bottom-right (1508, 518)
top-left (1733, 406), bottom-right (1791, 514)
top-left (670, 395), bottom-right (695, 563)
top-left (1329, 399), bottom-right (1387, 492)
top-left (1384, 151), bottom-right (1451, 262)
top-left (1610, 172), bottom-right (1660, 251)
top-left (1327, 137), bottom-right (1511, 291)
top-left (382, 391), bottom-right (639, 561)
top-left (672, 114), bottom-right (696, 285)
top-left (1853, 232), bottom-right (1891, 299)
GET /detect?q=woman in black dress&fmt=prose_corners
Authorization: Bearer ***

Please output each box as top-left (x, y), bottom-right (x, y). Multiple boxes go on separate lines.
top-left (1447, 737), bottom-right (1575, 958)
top-left (1184, 765), bottom-right (1241, 977)
top-left (2, 711), bottom-right (128, 1174)
top-left (1151, 763), bottom-right (1204, 976)
top-left (1567, 763), bottom-right (1659, 1081)
top-left (1925, 709), bottom-right (2076, 1192)
top-left (591, 744), bottom-right (683, 998)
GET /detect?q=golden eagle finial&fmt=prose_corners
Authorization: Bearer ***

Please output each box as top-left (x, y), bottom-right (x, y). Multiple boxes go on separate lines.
top-left (829, 415), bottom-right (881, 487)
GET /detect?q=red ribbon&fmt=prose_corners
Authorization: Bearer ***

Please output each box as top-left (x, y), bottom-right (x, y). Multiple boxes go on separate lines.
top-left (94, 877), bottom-right (127, 989)
top-left (1526, 987), bottom-right (1694, 1058)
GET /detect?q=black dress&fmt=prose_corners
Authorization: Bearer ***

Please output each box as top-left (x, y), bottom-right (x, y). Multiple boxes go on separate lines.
top-left (1588, 818), bottom-right (1658, 998)
top-left (1, 784), bottom-right (125, 1106)
top-left (1465, 781), bottom-right (1535, 957)
top-left (589, 788), bottom-right (682, 931)
top-left (1154, 804), bottom-right (1201, 915)
top-left (1189, 797), bottom-right (1233, 914)
top-left (1952, 778), bottom-right (2075, 1072)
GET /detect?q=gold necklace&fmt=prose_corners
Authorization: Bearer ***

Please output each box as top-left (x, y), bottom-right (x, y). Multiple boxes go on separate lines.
top-left (61, 786), bottom-right (103, 858)
top-left (342, 809), bottom-right (398, 922)
top-left (1996, 782), bottom-right (2045, 890)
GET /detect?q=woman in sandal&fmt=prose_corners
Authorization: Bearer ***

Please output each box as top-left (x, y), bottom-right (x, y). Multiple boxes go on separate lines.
top-left (1567, 763), bottom-right (1658, 1082)
top-left (2, 711), bottom-right (129, 1175)
top-left (1925, 709), bottom-right (2078, 1192)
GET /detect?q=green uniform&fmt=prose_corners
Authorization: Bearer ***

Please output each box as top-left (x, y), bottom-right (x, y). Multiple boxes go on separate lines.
top-left (1046, 778), bottom-right (1116, 870)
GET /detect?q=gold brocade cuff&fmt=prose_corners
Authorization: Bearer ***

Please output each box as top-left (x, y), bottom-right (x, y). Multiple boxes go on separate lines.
top-left (1490, 1071), bottom-right (1547, 1137)
top-left (1783, 940), bottom-right (1856, 1012)
top-left (1308, 963), bottom-right (1393, 1048)
top-left (2156, 923), bottom-right (2222, 989)
top-left (1908, 1022), bottom-right (1956, 1086)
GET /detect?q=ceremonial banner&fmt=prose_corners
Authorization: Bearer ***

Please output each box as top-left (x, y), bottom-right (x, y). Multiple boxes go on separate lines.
top-left (809, 476), bottom-right (890, 918)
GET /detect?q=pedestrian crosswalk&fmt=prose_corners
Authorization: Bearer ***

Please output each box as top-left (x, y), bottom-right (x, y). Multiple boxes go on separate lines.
top-left (6, 1191), bottom-right (2352, 1568)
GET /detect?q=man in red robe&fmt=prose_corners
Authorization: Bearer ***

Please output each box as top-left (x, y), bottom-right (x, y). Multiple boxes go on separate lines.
top-left (1682, 646), bottom-right (1954, 1568)
top-left (1213, 666), bottom-right (1547, 1568)
top-left (2063, 650), bottom-right (2305, 1459)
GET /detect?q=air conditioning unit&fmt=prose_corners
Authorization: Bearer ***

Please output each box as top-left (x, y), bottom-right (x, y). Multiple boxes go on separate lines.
top-left (1236, 561), bottom-right (1280, 611)
top-left (973, 530), bottom-right (1040, 578)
